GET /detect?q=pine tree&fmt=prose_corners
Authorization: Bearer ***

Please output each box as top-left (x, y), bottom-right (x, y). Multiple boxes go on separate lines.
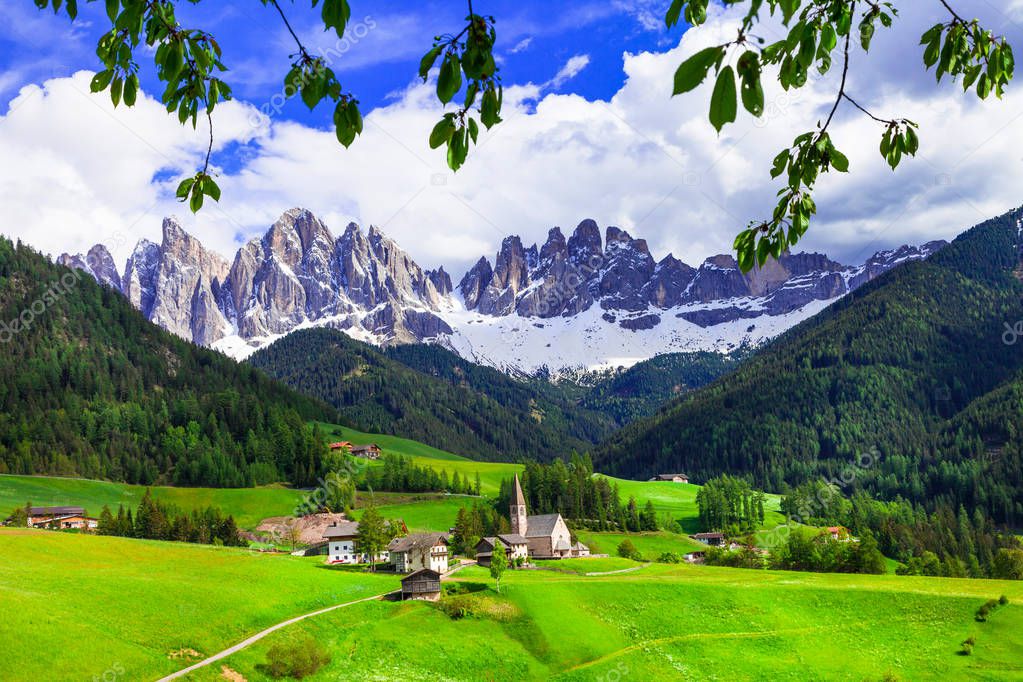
top-left (357, 506), bottom-right (388, 571)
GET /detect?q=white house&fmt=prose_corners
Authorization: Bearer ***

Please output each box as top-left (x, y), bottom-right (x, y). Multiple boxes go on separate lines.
top-left (322, 521), bottom-right (389, 565)
top-left (387, 533), bottom-right (449, 574)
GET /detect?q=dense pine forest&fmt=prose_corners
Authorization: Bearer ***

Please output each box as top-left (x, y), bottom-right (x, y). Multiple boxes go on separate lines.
top-left (0, 238), bottom-right (339, 487)
top-left (597, 208), bottom-right (1023, 525)
top-left (249, 328), bottom-right (616, 462)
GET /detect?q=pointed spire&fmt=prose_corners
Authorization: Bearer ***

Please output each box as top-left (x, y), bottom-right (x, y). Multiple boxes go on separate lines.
top-left (512, 474), bottom-right (526, 507)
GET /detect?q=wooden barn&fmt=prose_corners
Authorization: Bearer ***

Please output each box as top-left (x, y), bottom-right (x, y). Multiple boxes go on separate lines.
top-left (400, 568), bottom-right (442, 601)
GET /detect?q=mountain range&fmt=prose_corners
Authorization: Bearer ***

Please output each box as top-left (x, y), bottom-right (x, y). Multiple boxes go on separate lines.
top-left (58, 209), bottom-right (944, 376)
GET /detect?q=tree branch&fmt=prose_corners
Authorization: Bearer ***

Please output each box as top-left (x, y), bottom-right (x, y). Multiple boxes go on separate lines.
top-left (267, 0), bottom-right (310, 59)
top-left (820, 10), bottom-right (853, 135)
top-left (938, 0), bottom-right (966, 24)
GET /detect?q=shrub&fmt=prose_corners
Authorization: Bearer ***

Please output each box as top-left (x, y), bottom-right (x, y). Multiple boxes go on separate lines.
top-left (657, 552), bottom-right (682, 564)
top-left (264, 635), bottom-right (331, 679)
top-left (617, 539), bottom-right (641, 561)
top-left (959, 642), bottom-right (973, 656)
top-left (999, 595), bottom-right (1009, 606)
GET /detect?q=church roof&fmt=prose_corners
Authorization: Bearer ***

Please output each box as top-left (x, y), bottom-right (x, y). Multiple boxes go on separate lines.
top-left (525, 513), bottom-right (562, 538)
top-left (511, 474), bottom-right (526, 507)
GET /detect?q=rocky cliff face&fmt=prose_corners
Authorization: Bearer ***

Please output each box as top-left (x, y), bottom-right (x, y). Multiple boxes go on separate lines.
top-left (59, 211), bottom-right (944, 374)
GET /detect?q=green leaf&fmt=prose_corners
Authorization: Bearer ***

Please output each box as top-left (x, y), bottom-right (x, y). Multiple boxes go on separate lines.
top-left (665, 0), bottom-right (684, 28)
top-left (429, 118), bottom-right (456, 149)
top-left (437, 53), bottom-right (462, 104)
top-left (203, 177), bottom-right (221, 201)
top-left (189, 187), bottom-right (204, 213)
top-left (708, 66), bottom-right (737, 133)
top-left (419, 46), bottom-right (443, 81)
top-left (90, 69), bottom-right (113, 93)
top-left (110, 76), bottom-right (123, 106)
top-left (829, 147), bottom-right (849, 172)
top-left (672, 47), bottom-right (721, 96)
top-left (124, 74), bottom-right (138, 106)
top-left (105, 0), bottom-right (118, 21)
top-left (175, 178), bottom-right (194, 200)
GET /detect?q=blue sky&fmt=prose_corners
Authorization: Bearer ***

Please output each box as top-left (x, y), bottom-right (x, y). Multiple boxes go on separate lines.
top-left (2, 2), bottom-right (1022, 276)
top-left (1, 1), bottom-right (674, 130)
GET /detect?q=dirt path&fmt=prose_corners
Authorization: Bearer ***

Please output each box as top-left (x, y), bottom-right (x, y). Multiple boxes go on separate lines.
top-left (156, 590), bottom-right (397, 681)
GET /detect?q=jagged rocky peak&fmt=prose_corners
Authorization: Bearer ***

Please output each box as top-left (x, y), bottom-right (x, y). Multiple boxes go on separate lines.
top-left (427, 267), bottom-right (453, 297)
top-left (476, 235), bottom-right (531, 316)
top-left (642, 254), bottom-right (696, 309)
top-left (598, 226), bottom-right (656, 311)
top-left (58, 244), bottom-right (120, 290)
top-left (458, 256), bottom-right (494, 309)
top-left (568, 219), bottom-right (603, 267)
top-left (122, 239), bottom-right (161, 316)
top-left (147, 217), bottom-right (232, 344)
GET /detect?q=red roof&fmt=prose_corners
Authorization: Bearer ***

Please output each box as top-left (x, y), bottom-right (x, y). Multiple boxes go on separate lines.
top-left (329, 442), bottom-right (352, 450)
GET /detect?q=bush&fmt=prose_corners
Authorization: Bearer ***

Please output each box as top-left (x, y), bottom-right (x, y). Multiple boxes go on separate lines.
top-left (999, 595), bottom-right (1009, 606)
top-left (617, 539), bottom-right (642, 561)
top-left (657, 552), bottom-right (682, 564)
top-left (264, 635), bottom-right (331, 679)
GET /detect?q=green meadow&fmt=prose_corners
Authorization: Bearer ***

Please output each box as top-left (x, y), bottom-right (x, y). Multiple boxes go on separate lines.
top-left (0, 528), bottom-right (397, 681)
top-left (0, 474), bottom-right (305, 529)
top-left (179, 561), bottom-right (1023, 681)
top-left (320, 422), bottom-right (524, 495)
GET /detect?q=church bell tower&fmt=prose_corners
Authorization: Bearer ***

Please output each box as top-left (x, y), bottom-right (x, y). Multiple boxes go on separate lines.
top-left (510, 474), bottom-right (528, 536)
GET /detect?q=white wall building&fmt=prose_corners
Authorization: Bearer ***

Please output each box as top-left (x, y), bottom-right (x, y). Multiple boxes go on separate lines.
top-left (387, 533), bottom-right (449, 574)
top-left (323, 521), bottom-right (389, 565)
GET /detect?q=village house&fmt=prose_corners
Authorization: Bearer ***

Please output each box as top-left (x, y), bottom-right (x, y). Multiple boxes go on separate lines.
top-left (24, 506), bottom-right (98, 531)
top-left (328, 441), bottom-right (352, 452)
top-left (648, 473), bottom-right (690, 483)
top-left (388, 532), bottom-right (449, 573)
top-left (474, 534), bottom-right (529, 567)
top-left (322, 521), bottom-right (389, 565)
top-left (823, 526), bottom-right (852, 542)
top-left (510, 475), bottom-right (589, 560)
top-left (690, 532), bottom-right (726, 546)
top-left (400, 568), bottom-right (443, 601)
top-left (350, 444), bottom-right (382, 460)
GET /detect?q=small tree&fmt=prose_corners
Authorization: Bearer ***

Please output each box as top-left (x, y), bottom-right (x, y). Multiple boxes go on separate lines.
top-left (357, 506), bottom-right (388, 571)
top-left (489, 540), bottom-right (508, 593)
top-left (97, 505), bottom-right (116, 535)
top-left (282, 518), bottom-right (303, 553)
top-left (617, 539), bottom-right (640, 560)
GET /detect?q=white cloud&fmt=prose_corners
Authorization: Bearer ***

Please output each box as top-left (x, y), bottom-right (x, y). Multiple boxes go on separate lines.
top-left (510, 37), bottom-right (533, 54)
top-left (545, 55), bottom-right (592, 91)
top-left (1, 2), bottom-right (1021, 281)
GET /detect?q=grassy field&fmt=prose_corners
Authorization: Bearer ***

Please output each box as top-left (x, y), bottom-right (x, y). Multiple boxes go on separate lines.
top-left (576, 530), bottom-right (705, 557)
top-left (597, 475), bottom-right (787, 534)
top-left (180, 561), bottom-right (1023, 681)
top-left (0, 474), bottom-right (306, 530)
top-left (0, 528), bottom-right (398, 681)
top-left (319, 423), bottom-right (523, 495)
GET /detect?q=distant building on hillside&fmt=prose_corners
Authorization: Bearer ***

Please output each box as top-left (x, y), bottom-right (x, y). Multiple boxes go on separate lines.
top-left (350, 444), bottom-right (382, 460)
top-left (823, 526), bottom-right (852, 542)
top-left (322, 521), bottom-right (389, 565)
top-left (401, 568), bottom-right (442, 601)
top-left (388, 533), bottom-right (449, 573)
top-left (328, 441), bottom-right (352, 452)
top-left (689, 532), bottom-right (725, 546)
top-left (510, 475), bottom-right (589, 560)
top-left (475, 534), bottom-right (528, 567)
top-left (21, 506), bottom-right (98, 531)
top-left (648, 473), bottom-right (689, 483)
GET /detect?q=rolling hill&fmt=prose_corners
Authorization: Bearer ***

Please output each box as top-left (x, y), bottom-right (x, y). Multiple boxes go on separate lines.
top-left (596, 207), bottom-right (1023, 524)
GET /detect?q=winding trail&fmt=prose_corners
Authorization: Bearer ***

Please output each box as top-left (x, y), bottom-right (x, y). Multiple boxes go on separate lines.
top-left (156, 590), bottom-right (397, 681)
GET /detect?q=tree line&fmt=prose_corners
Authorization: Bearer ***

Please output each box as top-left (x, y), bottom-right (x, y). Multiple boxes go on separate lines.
top-left (94, 489), bottom-right (245, 546)
top-left (363, 454), bottom-right (481, 496)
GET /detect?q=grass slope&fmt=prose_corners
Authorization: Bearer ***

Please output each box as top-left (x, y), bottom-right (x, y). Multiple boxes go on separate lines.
top-left (182, 563), bottom-right (1023, 681)
top-left (0, 474), bottom-right (305, 529)
top-left (0, 529), bottom-right (397, 681)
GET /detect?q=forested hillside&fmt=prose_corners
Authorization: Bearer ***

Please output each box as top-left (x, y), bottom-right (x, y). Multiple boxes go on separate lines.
top-left (0, 238), bottom-right (339, 487)
top-left (578, 350), bottom-right (745, 423)
top-left (249, 328), bottom-right (616, 462)
top-left (597, 208), bottom-right (1023, 525)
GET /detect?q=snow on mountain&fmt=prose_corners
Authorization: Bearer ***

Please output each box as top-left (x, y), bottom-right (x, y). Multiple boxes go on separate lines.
top-left (57, 210), bottom-right (945, 376)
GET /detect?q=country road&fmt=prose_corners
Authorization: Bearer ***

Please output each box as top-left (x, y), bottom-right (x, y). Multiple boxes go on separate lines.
top-left (156, 590), bottom-right (397, 681)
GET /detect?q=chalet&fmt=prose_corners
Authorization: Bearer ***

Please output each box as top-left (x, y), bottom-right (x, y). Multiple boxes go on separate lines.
top-left (648, 473), bottom-right (689, 483)
top-left (24, 506), bottom-right (98, 531)
top-left (350, 444), bottom-right (382, 460)
top-left (823, 526), bottom-right (851, 542)
top-left (689, 532), bottom-right (725, 546)
top-left (510, 475), bottom-right (589, 560)
top-left (328, 441), bottom-right (352, 452)
top-left (475, 534), bottom-right (528, 567)
top-left (322, 521), bottom-right (389, 565)
top-left (388, 532), bottom-right (448, 573)
top-left (684, 551), bottom-right (706, 564)
top-left (400, 568), bottom-right (442, 601)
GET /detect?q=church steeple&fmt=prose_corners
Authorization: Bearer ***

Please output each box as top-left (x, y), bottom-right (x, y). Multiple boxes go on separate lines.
top-left (510, 474), bottom-right (528, 536)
